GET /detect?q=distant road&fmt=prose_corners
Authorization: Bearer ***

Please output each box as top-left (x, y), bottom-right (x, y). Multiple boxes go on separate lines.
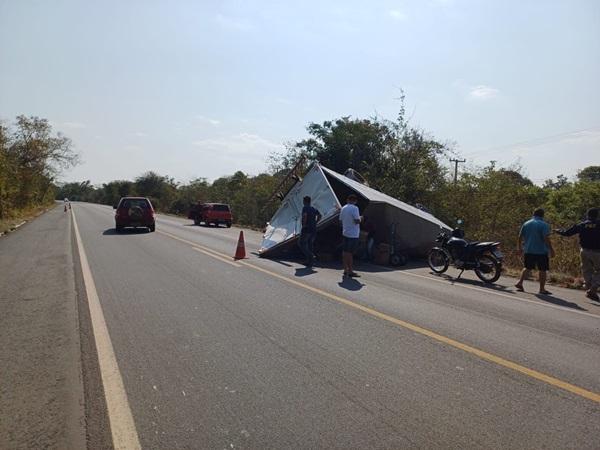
top-left (3, 202), bottom-right (600, 449)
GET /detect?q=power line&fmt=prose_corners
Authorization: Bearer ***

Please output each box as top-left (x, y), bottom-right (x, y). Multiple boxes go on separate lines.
top-left (461, 125), bottom-right (600, 159)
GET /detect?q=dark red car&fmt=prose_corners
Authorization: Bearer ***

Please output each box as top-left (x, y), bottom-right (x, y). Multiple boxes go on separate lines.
top-left (114, 197), bottom-right (156, 232)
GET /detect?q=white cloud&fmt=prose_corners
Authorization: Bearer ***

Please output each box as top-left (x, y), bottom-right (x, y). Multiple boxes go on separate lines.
top-left (133, 131), bottom-right (148, 137)
top-left (468, 85), bottom-right (500, 101)
top-left (62, 121), bottom-right (86, 129)
top-left (389, 10), bottom-right (408, 21)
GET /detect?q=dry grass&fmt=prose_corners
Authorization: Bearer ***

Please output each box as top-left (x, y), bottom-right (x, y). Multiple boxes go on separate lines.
top-left (501, 236), bottom-right (585, 290)
top-left (0, 203), bottom-right (54, 235)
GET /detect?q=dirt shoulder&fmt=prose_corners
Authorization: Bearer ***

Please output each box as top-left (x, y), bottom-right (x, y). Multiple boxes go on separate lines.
top-left (0, 203), bottom-right (56, 236)
top-left (0, 205), bottom-right (86, 449)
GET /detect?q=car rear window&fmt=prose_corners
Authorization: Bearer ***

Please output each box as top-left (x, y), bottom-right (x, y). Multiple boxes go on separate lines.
top-left (120, 199), bottom-right (150, 209)
top-left (212, 204), bottom-right (230, 212)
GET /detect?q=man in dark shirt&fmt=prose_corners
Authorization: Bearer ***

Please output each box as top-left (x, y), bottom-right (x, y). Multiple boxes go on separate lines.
top-left (556, 208), bottom-right (600, 301)
top-left (298, 196), bottom-right (321, 267)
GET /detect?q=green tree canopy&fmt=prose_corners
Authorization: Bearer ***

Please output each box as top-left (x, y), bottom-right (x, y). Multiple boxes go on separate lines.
top-left (577, 165), bottom-right (600, 182)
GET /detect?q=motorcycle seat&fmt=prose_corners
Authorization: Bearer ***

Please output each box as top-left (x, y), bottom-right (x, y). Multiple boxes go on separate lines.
top-left (448, 237), bottom-right (468, 246)
top-left (473, 241), bottom-right (497, 248)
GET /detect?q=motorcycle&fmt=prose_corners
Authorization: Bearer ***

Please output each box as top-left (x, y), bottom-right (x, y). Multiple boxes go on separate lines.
top-left (427, 221), bottom-right (503, 283)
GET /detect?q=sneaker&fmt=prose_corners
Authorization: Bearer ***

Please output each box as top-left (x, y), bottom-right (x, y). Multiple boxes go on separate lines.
top-left (586, 290), bottom-right (599, 301)
top-left (347, 271), bottom-right (360, 278)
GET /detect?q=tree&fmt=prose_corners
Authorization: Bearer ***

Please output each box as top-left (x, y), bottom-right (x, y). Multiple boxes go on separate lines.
top-left (0, 115), bottom-right (78, 219)
top-left (577, 166), bottom-right (600, 182)
top-left (99, 180), bottom-right (135, 206)
top-left (134, 171), bottom-right (177, 210)
top-left (272, 99), bottom-right (449, 210)
top-left (55, 180), bottom-right (96, 201)
top-left (543, 174), bottom-right (570, 190)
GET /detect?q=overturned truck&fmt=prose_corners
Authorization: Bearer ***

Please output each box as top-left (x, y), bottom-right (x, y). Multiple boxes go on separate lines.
top-left (259, 163), bottom-right (451, 263)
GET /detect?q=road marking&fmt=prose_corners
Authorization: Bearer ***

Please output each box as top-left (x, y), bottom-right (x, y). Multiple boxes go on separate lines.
top-left (237, 261), bottom-right (600, 404)
top-left (157, 230), bottom-right (240, 262)
top-left (150, 208), bottom-right (597, 319)
top-left (95, 206), bottom-right (599, 403)
top-left (71, 209), bottom-right (142, 450)
top-left (394, 269), bottom-right (600, 319)
top-left (153, 222), bottom-right (600, 403)
top-left (191, 247), bottom-right (241, 267)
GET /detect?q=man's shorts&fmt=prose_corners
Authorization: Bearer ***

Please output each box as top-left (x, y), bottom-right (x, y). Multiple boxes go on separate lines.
top-left (524, 253), bottom-right (549, 271)
top-left (343, 237), bottom-right (359, 253)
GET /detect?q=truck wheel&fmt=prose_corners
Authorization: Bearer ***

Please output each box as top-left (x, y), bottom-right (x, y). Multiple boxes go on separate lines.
top-left (390, 253), bottom-right (407, 266)
top-left (226, 222), bottom-right (232, 228)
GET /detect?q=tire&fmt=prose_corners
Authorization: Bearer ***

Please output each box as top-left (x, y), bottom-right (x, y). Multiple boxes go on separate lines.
top-left (194, 219), bottom-right (200, 226)
top-left (474, 254), bottom-right (501, 283)
top-left (226, 221), bottom-right (232, 228)
top-left (390, 253), bottom-right (407, 266)
top-left (149, 222), bottom-right (156, 232)
top-left (428, 248), bottom-right (449, 274)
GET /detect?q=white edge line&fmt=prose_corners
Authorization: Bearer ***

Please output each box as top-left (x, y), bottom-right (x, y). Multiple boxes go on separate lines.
top-left (71, 208), bottom-right (142, 450)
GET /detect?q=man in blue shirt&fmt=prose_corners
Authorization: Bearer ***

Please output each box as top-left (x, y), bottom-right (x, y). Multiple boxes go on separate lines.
top-left (298, 196), bottom-right (321, 267)
top-left (515, 208), bottom-right (555, 294)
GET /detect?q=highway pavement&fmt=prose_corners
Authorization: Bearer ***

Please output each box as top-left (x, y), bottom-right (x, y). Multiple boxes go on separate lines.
top-left (3, 202), bottom-right (600, 449)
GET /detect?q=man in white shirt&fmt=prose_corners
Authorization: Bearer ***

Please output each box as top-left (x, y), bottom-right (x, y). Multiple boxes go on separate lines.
top-left (340, 194), bottom-right (362, 277)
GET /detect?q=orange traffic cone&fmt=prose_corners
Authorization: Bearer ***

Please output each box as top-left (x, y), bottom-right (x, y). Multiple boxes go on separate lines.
top-left (234, 230), bottom-right (247, 260)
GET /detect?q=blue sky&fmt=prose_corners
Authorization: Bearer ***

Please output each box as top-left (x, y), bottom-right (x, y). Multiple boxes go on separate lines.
top-left (1, 0), bottom-right (598, 185)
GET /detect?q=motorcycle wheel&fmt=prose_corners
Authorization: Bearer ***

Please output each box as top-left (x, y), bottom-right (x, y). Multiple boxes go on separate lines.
top-left (474, 255), bottom-right (501, 283)
top-left (428, 249), bottom-right (449, 274)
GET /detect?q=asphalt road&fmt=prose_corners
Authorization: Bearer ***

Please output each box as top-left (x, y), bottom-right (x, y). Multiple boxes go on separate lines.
top-left (4, 202), bottom-right (600, 449)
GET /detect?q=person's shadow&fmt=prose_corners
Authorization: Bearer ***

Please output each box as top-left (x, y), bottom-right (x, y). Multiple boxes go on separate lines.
top-left (338, 277), bottom-right (365, 291)
top-left (295, 267), bottom-right (316, 277)
top-left (534, 293), bottom-right (588, 311)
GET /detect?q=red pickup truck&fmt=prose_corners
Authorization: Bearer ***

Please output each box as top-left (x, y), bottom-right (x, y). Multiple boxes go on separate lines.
top-left (188, 203), bottom-right (233, 227)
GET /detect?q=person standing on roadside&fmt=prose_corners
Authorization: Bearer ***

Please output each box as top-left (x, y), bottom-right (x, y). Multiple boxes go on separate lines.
top-left (298, 196), bottom-right (321, 267)
top-left (555, 208), bottom-right (600, 301)
top-left (515, 208), bottom-right (555, 294)
top-left (340, 194), bottom-right (362, 278)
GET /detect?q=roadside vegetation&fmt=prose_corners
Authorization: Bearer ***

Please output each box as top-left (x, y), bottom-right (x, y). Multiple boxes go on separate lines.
top-left (0, 116), bottom-right (77, 233)
top-left (3, 112), bottom-right (597, 282)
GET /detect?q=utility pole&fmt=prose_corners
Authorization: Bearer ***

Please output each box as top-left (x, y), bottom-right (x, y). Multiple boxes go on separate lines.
top-left (450, 158), bottom-right (466, 184)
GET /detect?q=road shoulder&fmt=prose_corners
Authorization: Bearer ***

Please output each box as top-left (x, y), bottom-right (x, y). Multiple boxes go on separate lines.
top-left (0, 206), bottom-right (86, 449)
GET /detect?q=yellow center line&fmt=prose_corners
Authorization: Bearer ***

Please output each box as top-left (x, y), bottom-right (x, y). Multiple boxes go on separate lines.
top-left (191, 247), bottom-right (241, 267)
top-left (157, 230), bottom-right (240, 266)
top-left (157, 227), bottom-right (600, 404)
